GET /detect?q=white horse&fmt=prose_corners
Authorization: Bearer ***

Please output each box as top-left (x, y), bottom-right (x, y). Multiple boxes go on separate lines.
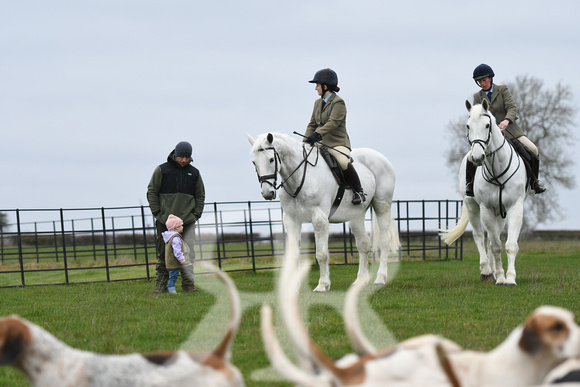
top-left (440, 100), bottom-right (529, 285)
top-left (248, 132), bottom-right (399, 292)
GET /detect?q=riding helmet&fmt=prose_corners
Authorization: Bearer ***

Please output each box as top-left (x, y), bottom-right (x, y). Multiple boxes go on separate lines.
top-left (308, 68), bottom-right (339, 87)
top-left (473, 64), bottom-right (495, 80)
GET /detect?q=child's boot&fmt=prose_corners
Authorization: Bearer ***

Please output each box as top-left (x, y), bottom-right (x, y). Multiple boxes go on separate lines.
top-left (168, 286), bottom-right (177, 294)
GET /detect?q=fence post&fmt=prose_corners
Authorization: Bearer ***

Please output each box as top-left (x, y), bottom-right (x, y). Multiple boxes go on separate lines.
top-left (140, 206), bottom-right (151, 280)
top-left (247, 201), bottom-right (256, 272)
top-left (101, 208), bottom-right (111, 282)
top-left (213, 202), bottom-right (222, 269)
top-left (16, 209), bottom-right (25, 286)
top-left (59, 209), bottom-right (70, 284)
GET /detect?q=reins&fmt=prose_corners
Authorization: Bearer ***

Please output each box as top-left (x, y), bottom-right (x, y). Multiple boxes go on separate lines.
top-left (469, 113), bottom-right (522, 219)
top-left (254, 143), bottom-right (318, 198)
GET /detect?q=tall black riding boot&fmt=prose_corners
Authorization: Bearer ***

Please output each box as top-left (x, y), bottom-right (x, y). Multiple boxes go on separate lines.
top-left (344, 163), bottom-right (366, 204)
top-left (530, 156), bottom-right (546, 194)
top-left (465, 160), bottom-right (477, 197)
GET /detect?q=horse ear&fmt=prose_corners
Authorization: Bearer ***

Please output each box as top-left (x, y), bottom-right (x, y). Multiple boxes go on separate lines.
top-left (247, 133), bottom-right (255, 146)
top-left (267, 133), bottom-right (274, 144)
top-left (465, 100), bottom-right (472, 112)
top-left (482, 99), bottom-right (489, 111)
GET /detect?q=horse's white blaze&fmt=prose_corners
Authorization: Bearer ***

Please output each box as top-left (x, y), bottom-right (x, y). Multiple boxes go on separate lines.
top-left (249, 132), bottom-right (399, 291)
top-left (440, 101), bottom-right (529, 286)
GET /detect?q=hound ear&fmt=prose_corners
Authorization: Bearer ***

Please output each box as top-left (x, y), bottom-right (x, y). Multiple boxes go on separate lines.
top-left (482, 99), bottom-right (489, 111)
top-left (267, 133), bottom-right (274, 144)
top-left (0, 317), bottom-right (30, 366)
top-left (465, 100), bottom-right (472, 112)
top-left (519, 319), bottom-right (542, 356)
top-left (247, 133), bottom-right (255, 146)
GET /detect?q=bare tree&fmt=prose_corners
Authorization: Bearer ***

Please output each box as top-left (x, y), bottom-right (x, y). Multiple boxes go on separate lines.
top-left (444, 75), bottom-right (577, 230)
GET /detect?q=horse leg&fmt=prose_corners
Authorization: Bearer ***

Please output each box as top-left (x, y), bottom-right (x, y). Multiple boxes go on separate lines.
top-left (371, 201), bottom-right (393, 285)
top-left (349, 214), bottom-right (371, 287)
top-left (482, 211), bottom-right (506, 285)
top-left (312, 212), bottom-right (331, 292)
top-left (465, 198), bottom-right (493, 281)
top-left (504, 199), bottom-right (524, 286)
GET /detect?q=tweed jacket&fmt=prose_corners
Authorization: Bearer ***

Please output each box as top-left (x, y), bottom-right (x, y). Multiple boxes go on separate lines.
top-left (304, 92), bottom-right (351, 149)
top-left (473, 83), bottom-right (524, 139)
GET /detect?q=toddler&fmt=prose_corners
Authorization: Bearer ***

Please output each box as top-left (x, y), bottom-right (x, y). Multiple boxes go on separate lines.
top-left (162, 214), bottom-right (190, 294)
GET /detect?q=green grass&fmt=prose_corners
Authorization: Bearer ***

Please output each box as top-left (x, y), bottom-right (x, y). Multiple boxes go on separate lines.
top-left (0, 239), bottom-right (579, 386)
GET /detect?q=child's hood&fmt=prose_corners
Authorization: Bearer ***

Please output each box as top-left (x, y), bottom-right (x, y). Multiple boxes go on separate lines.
top-left (162, 230), bottom-right (180, 243)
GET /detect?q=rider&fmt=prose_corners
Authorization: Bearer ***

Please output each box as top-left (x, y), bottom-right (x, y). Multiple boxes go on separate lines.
top-left (304, 68), bottom-right (366, 204)
top-left (466, 63), bottom-right (546, 196)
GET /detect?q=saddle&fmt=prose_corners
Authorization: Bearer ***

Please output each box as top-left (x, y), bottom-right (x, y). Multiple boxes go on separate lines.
top-left (319, 147), bottom-right (350, 218)
top-left (320, 148), bottom-right (351, 188)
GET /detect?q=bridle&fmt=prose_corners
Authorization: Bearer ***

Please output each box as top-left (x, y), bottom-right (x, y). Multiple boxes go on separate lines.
top-left (254, 144), bottom-right (318, 198)
top-left (467, 113), bottom-right (522, 218)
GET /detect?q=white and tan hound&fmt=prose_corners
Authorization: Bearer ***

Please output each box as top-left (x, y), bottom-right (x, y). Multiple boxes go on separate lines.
top-left (263, 263), bottom-right (580, 386)
top-left (0, 266), bottom-right (244, 387)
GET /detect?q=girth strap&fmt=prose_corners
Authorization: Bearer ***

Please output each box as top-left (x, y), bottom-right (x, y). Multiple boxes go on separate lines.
top-left (328, 185), bottom-right (346, 219)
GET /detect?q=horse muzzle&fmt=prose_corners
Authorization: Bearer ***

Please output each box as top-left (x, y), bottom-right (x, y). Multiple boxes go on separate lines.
top-left (471, 147), bottom-right (485, 166)
top-left (261, 187), bottom-right (276, 200)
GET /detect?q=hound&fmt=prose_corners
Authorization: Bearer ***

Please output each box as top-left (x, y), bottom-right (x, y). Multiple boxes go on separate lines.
top-left (260, 263), bottom-right (461, 386)
top-left (438, 305), bottom-right (580, 387)
top-left (0, 266), bottom-right (244, 387)
top-left (263, 263), bottom-right (580, 386)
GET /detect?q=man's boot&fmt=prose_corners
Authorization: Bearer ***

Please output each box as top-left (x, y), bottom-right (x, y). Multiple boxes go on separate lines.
top-left (465, 160), bottom-right (477, 197)
top-left (152, 283), bottom-right (168, 294)
top-left (344, 163), bottom-right (366, 204)
top-left (530, 156), bottom-right (546, 194)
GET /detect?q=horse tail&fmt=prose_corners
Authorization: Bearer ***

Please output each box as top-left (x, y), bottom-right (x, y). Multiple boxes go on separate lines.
top-left (388, 214), bottom-right (401, 256)
top-left (371, 215), bottom-right (380, 253)
top-left (371, 209), bottom-right (401, 257)
top-left (439, 204), bottom-right (469, 245)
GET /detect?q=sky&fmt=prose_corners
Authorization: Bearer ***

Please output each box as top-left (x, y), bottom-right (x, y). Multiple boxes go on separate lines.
top-left (1, 0), bottom-right (579, 230)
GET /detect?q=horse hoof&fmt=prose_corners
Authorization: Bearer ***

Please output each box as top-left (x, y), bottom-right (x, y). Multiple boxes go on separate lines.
top-left (480, 274), bottom-right (494, 282)
top-left (312, 285), bottom-right (330, 292)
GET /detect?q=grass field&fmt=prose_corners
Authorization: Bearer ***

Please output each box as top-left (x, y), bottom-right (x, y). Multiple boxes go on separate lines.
top-left (0, 238), bottom-right (579, 386)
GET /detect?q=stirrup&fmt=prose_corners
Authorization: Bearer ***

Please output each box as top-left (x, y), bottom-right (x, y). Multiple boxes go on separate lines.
top-left (533, 180), bottom-right (546, 194)
top-left (352, 191), bottom-right (366, 204)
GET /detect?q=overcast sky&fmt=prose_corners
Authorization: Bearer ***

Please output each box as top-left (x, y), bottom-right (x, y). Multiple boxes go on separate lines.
top-left (1, 0), bottom-right (579, 230)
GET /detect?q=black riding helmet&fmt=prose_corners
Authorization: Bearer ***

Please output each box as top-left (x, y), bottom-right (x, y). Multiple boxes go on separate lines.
top-left (473, 64), bottom-right (495, 86)
top-left (309, 68), bottom-right (340, 93)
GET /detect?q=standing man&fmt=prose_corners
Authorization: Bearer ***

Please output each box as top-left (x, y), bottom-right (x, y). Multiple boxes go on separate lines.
top-left (147, 141), bottom-right (205, 293)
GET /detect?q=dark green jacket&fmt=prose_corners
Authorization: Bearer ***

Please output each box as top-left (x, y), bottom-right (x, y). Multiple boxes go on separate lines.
top-left (304, 92), bottom-right (351, 149)
top-left (147, 151), bottom-right (205, 225)
top-left (473, 83), bottom-right (524, 139)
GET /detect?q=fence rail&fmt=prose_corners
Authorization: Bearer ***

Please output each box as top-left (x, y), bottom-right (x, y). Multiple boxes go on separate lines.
top-left (0, 200), bottom-right (463, 288)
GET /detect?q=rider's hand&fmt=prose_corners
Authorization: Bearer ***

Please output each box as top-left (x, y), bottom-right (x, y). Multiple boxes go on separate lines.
top-left (306, 132), bottom-right (322, 145)
top-left (498, 119), bottom-right (509, 130)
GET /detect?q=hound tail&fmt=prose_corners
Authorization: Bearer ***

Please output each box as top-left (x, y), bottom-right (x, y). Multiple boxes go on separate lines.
top-left (203, 264), bottom-right (241, 362)
top-left (343, 279), bottom-right (377, 356)
top-left (439, 204), bottom-right (469, 245)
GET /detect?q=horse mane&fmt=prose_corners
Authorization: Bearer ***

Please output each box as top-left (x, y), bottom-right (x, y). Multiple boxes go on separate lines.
top-left (251, 132), bottom-right (300, 155)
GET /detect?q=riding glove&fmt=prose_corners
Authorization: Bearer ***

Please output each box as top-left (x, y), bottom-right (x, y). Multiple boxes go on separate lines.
top-left (306, 132), bottom-right (322, 145)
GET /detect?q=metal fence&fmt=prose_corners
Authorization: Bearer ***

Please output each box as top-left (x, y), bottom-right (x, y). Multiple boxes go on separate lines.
top-left (0, 200), bottom-right (463, 287)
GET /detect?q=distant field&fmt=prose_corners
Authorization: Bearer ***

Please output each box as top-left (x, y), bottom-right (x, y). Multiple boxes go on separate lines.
top-left (0, 238), bottom-right (579, 387)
